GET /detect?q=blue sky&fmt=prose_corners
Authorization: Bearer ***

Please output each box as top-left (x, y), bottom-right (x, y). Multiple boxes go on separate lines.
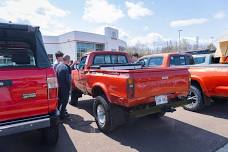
top-left (0, 0), bottom-right (227, 47)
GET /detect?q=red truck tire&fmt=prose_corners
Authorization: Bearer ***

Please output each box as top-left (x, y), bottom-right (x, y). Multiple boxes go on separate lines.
top-left (70, 89), bottom-right (82, 106)
top-left (93, 96), bottom-right (127, 133)
top-left (184, 85), bottom-right (204, 112)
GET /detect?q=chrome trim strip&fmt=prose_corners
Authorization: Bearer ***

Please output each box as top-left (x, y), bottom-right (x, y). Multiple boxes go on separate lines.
top-left (0, 118), bottom-right (50, 136)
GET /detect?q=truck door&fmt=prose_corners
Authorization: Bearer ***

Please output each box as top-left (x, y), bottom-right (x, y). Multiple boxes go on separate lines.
top-left (0, 45), bottom-right (49, 122)
top-left (77, 56), bottom-right (88, 93)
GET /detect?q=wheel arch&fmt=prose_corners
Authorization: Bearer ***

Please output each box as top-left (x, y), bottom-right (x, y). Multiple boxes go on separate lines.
top-left (191, 77), bottom-right (209, 96)
top-left (91, 84), bottom-right (111, 103)
top-left (191, 78), bottom-right (211, 104)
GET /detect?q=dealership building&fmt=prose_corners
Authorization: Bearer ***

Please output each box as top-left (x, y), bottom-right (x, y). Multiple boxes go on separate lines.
top-left (43, 27), bottom-right (127, 63)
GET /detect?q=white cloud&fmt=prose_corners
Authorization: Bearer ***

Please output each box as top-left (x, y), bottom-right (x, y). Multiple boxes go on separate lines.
top-left (128, 32), bottom-right (167, 48)
top-left (170, 18), bottom-right (208, 28)
top-left (83, 0), bottom-right (124, 24)
top-left (0, 0), bottom-right (71, 35)
top-left (213, 11), bottom-right (226, 19)
top-left (125, 1), bottom-right (153, 19)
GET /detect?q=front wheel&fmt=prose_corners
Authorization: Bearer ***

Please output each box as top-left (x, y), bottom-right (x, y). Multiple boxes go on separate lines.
top-left (184, 85), bottom-right (204, 112)
top-left (69, 89), bottom-right (79, 106)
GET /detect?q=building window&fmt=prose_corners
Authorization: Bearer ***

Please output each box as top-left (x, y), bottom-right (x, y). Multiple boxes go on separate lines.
top-left (95, 44), bottom-right (104, 51)
top-left (119, 46), bottom-right (125, 52)
top-left (48, 54), bottom-right (54, 64)
top-left (111, 32), bottom-right (117, 40)
top-left (77, 42), bottom-right (95, 60)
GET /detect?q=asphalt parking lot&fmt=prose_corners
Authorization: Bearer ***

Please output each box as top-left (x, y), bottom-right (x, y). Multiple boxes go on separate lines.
top-left (0, 96), bottom-right (228, 152)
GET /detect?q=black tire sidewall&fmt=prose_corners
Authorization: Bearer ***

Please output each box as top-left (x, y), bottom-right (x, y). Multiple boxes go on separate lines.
top-left (93, 96), bottom-right (112, 133)
top-left (184, 85), bottom-right (204, 111)
top-left (70, 89), bottom-right (79, 105)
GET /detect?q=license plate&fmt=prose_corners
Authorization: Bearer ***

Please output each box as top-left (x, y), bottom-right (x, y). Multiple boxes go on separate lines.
top-left (155, 95), bottom-right (168, 105)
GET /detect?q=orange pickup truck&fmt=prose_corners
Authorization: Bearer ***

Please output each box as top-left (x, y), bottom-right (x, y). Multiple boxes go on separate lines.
top-left (138, 53), bottom-right (228, 112)
top-left (71, 51), bottom-right (190, 132)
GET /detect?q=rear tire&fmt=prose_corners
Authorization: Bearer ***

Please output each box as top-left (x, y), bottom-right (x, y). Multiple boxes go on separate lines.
top-left (184, 85), bottom-right (204, 112)
top-left (69, 89), bottom-right (79, 106)
top-left (42, 124), bottom-right (59, 146)
top-left (93, 96), bottom-right (126, 133)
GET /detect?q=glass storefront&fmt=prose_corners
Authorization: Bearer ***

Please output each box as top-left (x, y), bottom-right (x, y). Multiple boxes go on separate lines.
top-left (77, 42), bottom-right (104, 60)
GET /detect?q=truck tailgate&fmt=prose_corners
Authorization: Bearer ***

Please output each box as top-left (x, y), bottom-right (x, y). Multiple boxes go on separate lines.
top-left (131, 68), bottom-right (190, 99)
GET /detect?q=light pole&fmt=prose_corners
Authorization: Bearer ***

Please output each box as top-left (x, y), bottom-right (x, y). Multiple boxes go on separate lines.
top-left (178, 29), bottom-right (183, 52)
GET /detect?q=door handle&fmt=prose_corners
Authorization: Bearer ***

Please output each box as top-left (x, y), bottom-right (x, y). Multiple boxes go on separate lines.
top-left (0, 80), bottom-right (13, 87)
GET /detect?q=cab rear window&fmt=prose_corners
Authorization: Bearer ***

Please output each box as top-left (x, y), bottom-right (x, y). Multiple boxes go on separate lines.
top-left (0, 42), bottom-right (36, 68)
top-left (93, 55), bottom-right (128, 65)
top-left (148, 57), bottom-right (163, 66)
top-left (193, 57), bottom-right (206, 64)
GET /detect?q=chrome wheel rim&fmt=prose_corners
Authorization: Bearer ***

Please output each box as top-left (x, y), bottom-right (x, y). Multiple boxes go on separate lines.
top-left (186, 90), bottom-right (199, 108)
top-left (97, 105), bottom-right (106, 127)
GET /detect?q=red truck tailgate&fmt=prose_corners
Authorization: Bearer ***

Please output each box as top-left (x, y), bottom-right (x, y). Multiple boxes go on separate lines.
top-left (0, 68), bottom-right (49, 122)
top-left (131, 68), bottom-right (190, 100)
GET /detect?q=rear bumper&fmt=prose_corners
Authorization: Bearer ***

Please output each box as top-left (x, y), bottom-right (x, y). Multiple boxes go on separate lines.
top-left (129, 96), bottom-right (191, 118)
top-left (0, 110), bottom-right (59, 136)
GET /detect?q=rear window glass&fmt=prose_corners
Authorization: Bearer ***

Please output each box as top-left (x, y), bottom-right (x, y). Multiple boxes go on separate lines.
top-left (148, 57), bottom-right (163, 66)
top-left (193, 57), bottom-right (206, 64)
top-left (0, 42), bottom-right (36, 68)
top-left (93, 55), bottom-right (128, 65)
top-left (170, 55), bottom-right (186, 66)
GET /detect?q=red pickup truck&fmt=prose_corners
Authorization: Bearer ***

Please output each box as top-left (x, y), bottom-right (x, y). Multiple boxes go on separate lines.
top-left (71, 51), bottom-right (190, 132)
top-left (0, 23), bottom-right (59, 145)
top-left (138, 53), bottom-right (228, 112)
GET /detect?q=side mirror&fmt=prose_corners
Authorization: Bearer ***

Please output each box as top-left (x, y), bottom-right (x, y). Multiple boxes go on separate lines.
top-left (138, 60), bottom-right (146, 67)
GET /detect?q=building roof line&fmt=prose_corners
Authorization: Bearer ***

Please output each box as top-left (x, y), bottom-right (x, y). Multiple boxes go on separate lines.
top-left (44, 30), bottom-right (107, 38)
top-left (44, 39), bottom-right (106, 45)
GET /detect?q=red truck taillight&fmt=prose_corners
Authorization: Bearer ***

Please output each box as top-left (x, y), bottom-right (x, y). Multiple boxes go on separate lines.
top-left (47, 77), bottom-right (58, 99)
top-left (127, 78), bottom-right (135, 98)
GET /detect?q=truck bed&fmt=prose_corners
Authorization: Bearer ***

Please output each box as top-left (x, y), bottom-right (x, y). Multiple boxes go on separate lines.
top-left (87, 67), bottom-right (190, 107)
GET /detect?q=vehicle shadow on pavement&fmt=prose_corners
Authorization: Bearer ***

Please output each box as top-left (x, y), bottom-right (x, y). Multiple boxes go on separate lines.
top-left (76, 99), bottom-right (228, 152)
top-left (0, 124), bottom-right (77, 152)
top-left (63, 114), bottom-right (99, 133)
top-left (107, 117), bottom-right (228, 152)
top-left (199, 102), bottom-right (228, 119)
top-left (76, 99), bottom-right (95, 116)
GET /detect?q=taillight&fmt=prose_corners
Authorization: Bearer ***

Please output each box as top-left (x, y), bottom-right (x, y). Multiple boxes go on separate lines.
top-left (127, 78), bottom-right (135, 98)
top-left (47, 77), bottom-right (58, 99)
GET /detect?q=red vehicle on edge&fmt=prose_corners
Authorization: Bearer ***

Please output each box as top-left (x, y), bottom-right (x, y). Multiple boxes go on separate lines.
top-left (0, 23), bottom-right (59, 145)
top-left (70, 51), bottom-right (191, 133)
top-left (138, 52), bottom-right (228, 112)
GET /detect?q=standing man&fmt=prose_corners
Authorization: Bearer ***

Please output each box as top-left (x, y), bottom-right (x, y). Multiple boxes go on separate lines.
top-left (53, 51), bottom-right (64, 71)
top-left (56, 55), bottom-right (71, 120)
